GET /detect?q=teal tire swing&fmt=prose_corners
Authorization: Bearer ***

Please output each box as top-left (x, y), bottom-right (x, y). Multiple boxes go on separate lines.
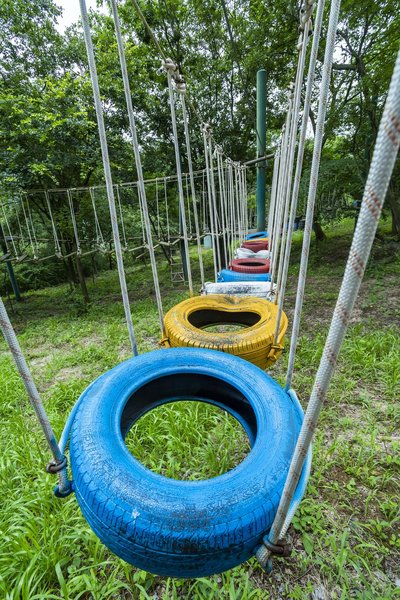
top-left (66, 348), bottom-right (311, 577)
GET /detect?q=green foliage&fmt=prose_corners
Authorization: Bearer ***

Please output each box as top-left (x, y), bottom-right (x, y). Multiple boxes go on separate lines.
top-left (0, 220), bottom-right (399, 598)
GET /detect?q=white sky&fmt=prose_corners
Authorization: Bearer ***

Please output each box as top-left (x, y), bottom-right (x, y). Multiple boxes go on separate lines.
top-left (55, 0), bottom-right (106, 32)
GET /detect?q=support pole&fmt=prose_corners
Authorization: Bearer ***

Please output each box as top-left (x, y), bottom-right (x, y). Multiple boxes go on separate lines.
top-left (256, 69), bottom-right (267, 232)
top-left (0, 224), bottom-right (22, 301)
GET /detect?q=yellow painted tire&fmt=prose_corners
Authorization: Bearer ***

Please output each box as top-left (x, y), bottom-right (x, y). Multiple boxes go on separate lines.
top-left (161, 295), bottom-right (288, 369)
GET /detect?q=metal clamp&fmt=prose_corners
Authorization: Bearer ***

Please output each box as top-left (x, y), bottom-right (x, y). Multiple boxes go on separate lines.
top-left (46, 455), bottom-right (68, 474)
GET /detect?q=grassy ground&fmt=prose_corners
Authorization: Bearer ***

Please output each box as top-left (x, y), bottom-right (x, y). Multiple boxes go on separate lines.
top-left (0, 218), bottom-right (399, 599)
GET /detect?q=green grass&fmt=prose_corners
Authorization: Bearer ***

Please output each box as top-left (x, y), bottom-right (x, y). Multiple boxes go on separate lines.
top-left (0, 220), bottom-right (399, 598)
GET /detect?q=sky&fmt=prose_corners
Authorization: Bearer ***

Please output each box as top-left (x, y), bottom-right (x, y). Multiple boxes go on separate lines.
top-left (55, 0), bottom-right (105, 32)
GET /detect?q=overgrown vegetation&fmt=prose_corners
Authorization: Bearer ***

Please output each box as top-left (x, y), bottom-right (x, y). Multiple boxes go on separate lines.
top-left (0, 219), bottom-right (399, 598)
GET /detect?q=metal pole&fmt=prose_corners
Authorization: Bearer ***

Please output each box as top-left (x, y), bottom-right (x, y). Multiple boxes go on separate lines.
top-left (0, 224), bottom-right (22, 301)
top-left (256, 69), bottom-right (267, 232)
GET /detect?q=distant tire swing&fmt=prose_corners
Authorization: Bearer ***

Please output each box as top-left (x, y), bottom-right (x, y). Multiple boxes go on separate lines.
top-left (230, 258), bottom-right (270, 274)
top-left (161, 295), bottom-right (287, 368)
top-left (246, 231), bottom-right (268, 240)
top-left (69, 348), bottom-right (311, 578)
top-left (218, 269), bottom-right (271, 283)
top-left (242, 240), bottom-right (269, 252)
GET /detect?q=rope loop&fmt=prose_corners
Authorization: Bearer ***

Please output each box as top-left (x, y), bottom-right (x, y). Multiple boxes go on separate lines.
top-left (163, 57), bottom-right (177, 72)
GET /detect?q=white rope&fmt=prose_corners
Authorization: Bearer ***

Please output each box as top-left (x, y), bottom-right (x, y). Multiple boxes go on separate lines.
top-left (270, 112), bottom-right (291, 287)
top-left (67, 190), bottom-right (82, 255)
top-left (27, 200), bottom-right (39, 258)
top-left (262, 46), bottom-right (400, 561)
top-left (21, 197), bottom-right (37, 259)
top-left (164, 60), bottom-right (193, 295)
top-left (155, 179), bottom-right (161, 239)
top-left (115, 185), bottom-right (128, 251)
top-left (179, 91), bottom-right (205, 286)
top-left (111, 0), bottom-right (164, 330)
top-left (0, 297), bottom-right (70, 492)
top-left (286, 0), bottom-right (341, 389)
top-left (273, 17), bottom-right (312, 335)
top-left (89, 187), bottom-right (107, 251)
top-left (267, 148), bottom-right (280, 244)
top-left (44, 191), bottom-right (62, 258)
top-left (1, 205), bottom-right (17, 256)
top-left (207, 135), bottom-right (222, 272)
top-left (164, 179), bottom-right (171, 243)
top-left (80, 0), bottom-right (138, 355)
top-left (202, 127), bottom-right (218, 280)
top-left (274, 0), bottom-right (325, 343)
top-left (275, 27), bottom-right (310, 304)
top-left (215, 149), bottom-right (228, 268)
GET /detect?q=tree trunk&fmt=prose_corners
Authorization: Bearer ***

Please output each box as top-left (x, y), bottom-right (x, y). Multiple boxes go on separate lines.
top-left (75, 254), bottom-right (90, 303)
top-left (313, 221), bottom-right (326, 241)
top-left (386, 184), bottom-right (400, 236)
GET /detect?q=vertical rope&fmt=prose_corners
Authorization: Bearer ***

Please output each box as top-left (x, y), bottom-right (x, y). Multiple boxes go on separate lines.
top-left (79, 0), bottom-right (138, 356)
top-left (164, 61), bottom-right (193, 295)
top-left (21, 197), bottom-right (36, 259)
top-left (0, 297), bottom-right (71, 493)
top-left (265, 47), bottom-right (400, 555)
top-left (274, 23), bottom-right (310, 307)
top-left (115, 185), bottom-right (128, 250)
top-left (202, 127), bottom-right (218, 281)
top-left (270, 114), bottom-right (291, 288)
top-left (111, 0), bottom-right (164, 331)
top-left (89, 187), bottom-right (106, 251)
top-left (179, 92), bottom-right (205, 287)
top-left (274, 0), bottom-right (325, 342)
top-left (45, 191), bottom-right (62, 258)
top-left (207, 137), bottom-right (222, 271)
top-left (67, 190), bottom-right (82, 255)
top-left (285, 0), bottom-right (341, 389)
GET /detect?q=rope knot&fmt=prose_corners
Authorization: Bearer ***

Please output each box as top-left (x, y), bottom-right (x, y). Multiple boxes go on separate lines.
top-left (162, 58), bottom-right (176, 72)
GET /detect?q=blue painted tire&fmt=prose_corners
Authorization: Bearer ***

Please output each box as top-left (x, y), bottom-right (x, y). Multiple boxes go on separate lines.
top-left (246, 231), bottom-right (268, 240)
top-left (218, 269), bottom-right (271, 282)
top-left (69, 348), bottom-right (307, 577)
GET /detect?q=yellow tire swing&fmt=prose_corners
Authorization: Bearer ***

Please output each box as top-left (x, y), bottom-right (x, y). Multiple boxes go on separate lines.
top-left (161, 294), bottom-right (288, 368)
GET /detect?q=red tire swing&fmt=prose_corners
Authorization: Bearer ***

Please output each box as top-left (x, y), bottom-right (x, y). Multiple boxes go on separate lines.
top-left (241, 240), bottom-right (269, 252)
top-left (230, 258), bottom-right (270, 274)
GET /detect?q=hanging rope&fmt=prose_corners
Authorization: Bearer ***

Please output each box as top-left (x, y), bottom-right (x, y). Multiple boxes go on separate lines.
top-left (266, 147), bottom-right (280, 249)
top-left (44, 192), bottom-right (63, 259)
top-left (274, 21), bottom-right (311, 307)
top-left (110, 0), bottom-right (164, 330)
top-left (202, 125), bottom-right (219, 281)
top-left (89, 187), bottom-right (107, 252)
top-left (178, 85), bottom-right (205, 287)
top-left (21, 196), bottom-right (37, 260)
top-left (164, 59), bottom-right (193, 294)
top-left (258, 45), bottom-right (400, 570)
top-left (273, 7), bottom-right (317, 340)
top-left (274, 0), bottom-right (325, 343)
top-left (67, 190), bottom-right (82, 256)
top-left (207, 133), bottom-right (222, 272)
top-left (0, 297), bottom-right (72, 495)
top-left (285, 0), bottom-right (341, 389)
top-left (79, 0), bottom-right (138, 356)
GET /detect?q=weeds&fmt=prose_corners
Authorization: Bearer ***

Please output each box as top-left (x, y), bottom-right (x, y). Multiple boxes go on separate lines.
top-left (0, 221), bottom-right (399, 598)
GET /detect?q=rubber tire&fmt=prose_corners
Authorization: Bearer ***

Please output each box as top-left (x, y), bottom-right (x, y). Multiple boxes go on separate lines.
top-left (161, 294), bottom-right (287, 368)
top-left (235, 248), bottom-right (271, 260)
top-left (242, 241), bottom-right (269, 252)
top-left (230, 258), bottom-right (270, 274)
top-left (69, 348), bottom-right (306, 578)
top-left (246, 231), bottom-right (268, 240)
top-left (218, 269), bottom-right (271, 283)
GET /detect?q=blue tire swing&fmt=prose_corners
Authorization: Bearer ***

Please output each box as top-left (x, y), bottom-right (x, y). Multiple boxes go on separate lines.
top-left (217, 269), bottom-right (272, 282)
top-left (65, 348), bottom-right (311, 577)
top-left (246, 231), bottom-right (268, 240)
